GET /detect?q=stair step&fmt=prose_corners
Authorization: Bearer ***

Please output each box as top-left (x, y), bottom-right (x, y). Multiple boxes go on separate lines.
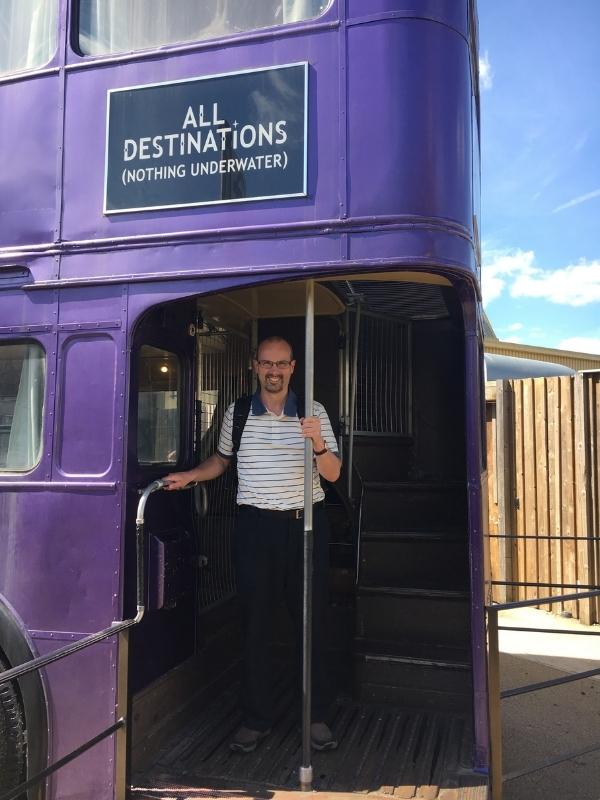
top-left (354, 637), bottom-right (471, 668)
top-left (359, 535), bottom-right (469, 589)
top-left (340, 435), bottom-right (412, 482)
top-left (362, 530), bottom-right (465, 540)
top-left (363, 481), bottom-right (464, 491)
top-left (354, 652), bottom-right (473, 711)
top-left (359, 586), bottom-right (469, 600)
top-left (356, 590), bottom-right (470, 647)
top-left (361, 482), bottom-right (467, 532)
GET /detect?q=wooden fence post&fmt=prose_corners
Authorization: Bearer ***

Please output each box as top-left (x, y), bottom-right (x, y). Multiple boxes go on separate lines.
top-left (496, 380), bottom-right (515, 603)
top-left (574, 374), bottom-right (595, 624)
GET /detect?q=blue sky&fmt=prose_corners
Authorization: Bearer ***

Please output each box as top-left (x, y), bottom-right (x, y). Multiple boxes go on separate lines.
top-left (478, 0), bottom-right (600, 353)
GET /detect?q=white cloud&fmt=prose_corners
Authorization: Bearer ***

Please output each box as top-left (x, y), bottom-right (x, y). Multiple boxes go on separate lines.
top-left (506, 322), bottom-right (524, 332)
top-left (482, 246), bottom-right (600, 308)
top-left (504, 335), bottom-right (522, 344)
top-left (552, 188), bottom-right (600, 213)
top-left (482, 248), bottom-right (535, 306)
top-left (511, 261), bottom-right (600, 306)
top-left (479, 51), bottom-right (493, 91)
top-left (558, 337), bottom-right (600, 355)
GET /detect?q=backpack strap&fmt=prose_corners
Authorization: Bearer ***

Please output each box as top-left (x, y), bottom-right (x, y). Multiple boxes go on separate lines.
top-left (232, 392), bottom-right (307, 455)
top-left (232, 394), bottom-right (252, 455)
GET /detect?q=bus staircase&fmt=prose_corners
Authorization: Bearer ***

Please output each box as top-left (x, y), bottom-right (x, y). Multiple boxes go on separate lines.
top-left (342, 443), bottom-right (487, 797)
top-left (486, 551), bottom-right (600, 800)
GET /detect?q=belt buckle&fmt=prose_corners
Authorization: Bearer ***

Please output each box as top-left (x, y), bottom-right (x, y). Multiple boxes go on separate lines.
top-left (294, 508), bottom-right (303, 520)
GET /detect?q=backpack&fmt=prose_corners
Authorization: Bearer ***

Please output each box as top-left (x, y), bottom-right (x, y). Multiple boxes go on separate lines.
top-left (231, 393), bottom-right (306, 455)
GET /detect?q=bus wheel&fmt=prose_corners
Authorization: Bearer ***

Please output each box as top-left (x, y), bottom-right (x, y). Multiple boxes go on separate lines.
top-left (0, 653), bottom-right (27, 794)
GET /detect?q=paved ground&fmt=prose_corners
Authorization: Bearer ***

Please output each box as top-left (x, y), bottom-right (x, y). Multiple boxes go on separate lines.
top-left (498, 607), bottom-right (600, 800)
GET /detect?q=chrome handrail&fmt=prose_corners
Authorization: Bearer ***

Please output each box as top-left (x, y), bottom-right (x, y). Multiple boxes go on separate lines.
top-left (0, 479), bottom-right (165, 688)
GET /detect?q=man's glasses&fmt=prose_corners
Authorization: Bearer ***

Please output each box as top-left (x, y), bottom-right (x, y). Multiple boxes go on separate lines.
top-left (256, 359), bottom-right (293, 369)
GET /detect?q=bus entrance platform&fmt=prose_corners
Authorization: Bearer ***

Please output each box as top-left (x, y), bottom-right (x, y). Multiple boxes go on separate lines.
top-left (130, 678), bottom-right (488, 800)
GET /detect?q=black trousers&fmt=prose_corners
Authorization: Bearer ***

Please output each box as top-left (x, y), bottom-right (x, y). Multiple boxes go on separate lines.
top-left (233, 503), bottom-right (332, 732)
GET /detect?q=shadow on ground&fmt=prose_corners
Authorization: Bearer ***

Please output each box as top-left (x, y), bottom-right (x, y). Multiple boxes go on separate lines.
top-left (500, 652), bottom-right (600, 800)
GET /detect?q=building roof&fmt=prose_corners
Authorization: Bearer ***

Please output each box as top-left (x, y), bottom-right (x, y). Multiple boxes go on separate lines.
top-left (484, 338), bottom-right (600, 373)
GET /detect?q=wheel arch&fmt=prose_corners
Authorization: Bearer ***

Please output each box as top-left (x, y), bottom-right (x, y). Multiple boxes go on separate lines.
top-left (0, 596), bottom-right (48, 800)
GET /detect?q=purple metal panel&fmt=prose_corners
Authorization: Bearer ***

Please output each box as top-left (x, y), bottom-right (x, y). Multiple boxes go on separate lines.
top-left (57, 334), bottom-right (117, 476)
top-left (347, 229), bottom-right (477, 274)
top-left (55, 228), bottom-right (478, 287)
top-left (57, 284), bottom-right (125, 325)
top-left (0, 75), bottom-right (61, 247)
top-left (61, 30), bottom-right (341, 243)
top-left (0, 255), bottom-right (59, 285)
top-left (0, 287), bottom-right (57, 328)
top-left (32, 635), bottom-right (117, 800)
top-left (0, 488), bottom-right (122, 632)
top-left (57, 233), bottom-right (343, 282)
top-left (347, 0), bottom-right (468, 36)
top-left (346, 18), bottom-right (472, 228)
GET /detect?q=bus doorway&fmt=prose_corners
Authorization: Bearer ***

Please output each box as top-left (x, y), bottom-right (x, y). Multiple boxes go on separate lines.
top-left (128, 274), bottom-right (487, 799)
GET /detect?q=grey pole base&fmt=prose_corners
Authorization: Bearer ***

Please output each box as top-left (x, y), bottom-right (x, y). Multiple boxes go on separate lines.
top-left (299, 764), bottom-right (313, 791)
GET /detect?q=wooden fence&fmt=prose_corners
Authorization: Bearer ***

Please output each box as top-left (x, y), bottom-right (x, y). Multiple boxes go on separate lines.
top-left (485, 373), bottom-right (600, 624)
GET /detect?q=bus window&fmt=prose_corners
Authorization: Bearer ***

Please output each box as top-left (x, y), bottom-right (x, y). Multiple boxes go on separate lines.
top-left (0, 342), bottom-right (45, 471)
top-left (0, 1), bottom-right (58, 77)
top-left (78, 0), bottom-right (330, 57)
top-left (137, 345), bottom-right (181, 465)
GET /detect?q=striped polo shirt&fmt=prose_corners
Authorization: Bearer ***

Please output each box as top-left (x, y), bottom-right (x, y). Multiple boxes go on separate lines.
top-left (217, 390), bottom-right (339, 511)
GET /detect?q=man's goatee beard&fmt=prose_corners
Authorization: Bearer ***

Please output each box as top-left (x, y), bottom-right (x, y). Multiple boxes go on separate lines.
top-left (264, 380), bottom-right (283, 392)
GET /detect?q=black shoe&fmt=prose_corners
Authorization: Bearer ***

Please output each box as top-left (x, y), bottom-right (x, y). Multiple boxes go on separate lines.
top-left (229, 726), bottom-right (271, 753)
top-left (311, 722), bottom-right (338, 751)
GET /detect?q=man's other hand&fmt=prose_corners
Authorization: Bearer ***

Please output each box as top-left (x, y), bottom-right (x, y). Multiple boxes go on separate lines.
top-left (300, 416), bottom-right (325, 450)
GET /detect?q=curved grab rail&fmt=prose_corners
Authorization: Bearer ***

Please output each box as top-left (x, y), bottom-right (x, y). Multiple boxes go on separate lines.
top-left (0, 479), bottom-right (167, 688)
top-left (193, 481), bottom-right (208, 518)
top-left (136, 478), bottom-right (166, 524)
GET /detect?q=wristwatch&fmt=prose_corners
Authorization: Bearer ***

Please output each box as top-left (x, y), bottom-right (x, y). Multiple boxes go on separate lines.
top-left (313, 445), bottom-right (327, 456)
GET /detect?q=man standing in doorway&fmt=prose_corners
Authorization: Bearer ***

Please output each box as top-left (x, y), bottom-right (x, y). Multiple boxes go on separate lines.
top-left (164, 336), bottom-right (341, 753)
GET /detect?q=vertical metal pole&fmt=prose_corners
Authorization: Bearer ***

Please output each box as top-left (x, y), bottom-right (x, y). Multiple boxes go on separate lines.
top-left (487, 607), bottom-right (503, 800)
top-left (344, 311), bottom-right (350, 434)
top-left (347, 304), bottom-right (361, 498)
top-left (251, 319), bottom-right (258, 392)
top-left (338, 320), bottom-right (345, 459)
top-left (300, 280), bottom-right (315, 791)
top-left (114, 630), bottom-right (129, 800)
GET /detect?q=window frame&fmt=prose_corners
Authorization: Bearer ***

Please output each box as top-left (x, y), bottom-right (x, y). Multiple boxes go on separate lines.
top-left (136, 343), bottom-right (184, 469)
top-left (72, 0), bottom-right (335, 60)
top-left (0, 338), bottom-right (47, 475)
top-left (0, 0), bottom-right (60, 80)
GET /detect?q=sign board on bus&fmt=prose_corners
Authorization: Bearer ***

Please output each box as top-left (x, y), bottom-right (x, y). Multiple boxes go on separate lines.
top-left (104, 63), bottom-right (308, 215)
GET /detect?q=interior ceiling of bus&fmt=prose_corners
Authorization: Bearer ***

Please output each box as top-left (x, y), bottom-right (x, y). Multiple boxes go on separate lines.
top-left (197, 272), bottom-right (453, 329)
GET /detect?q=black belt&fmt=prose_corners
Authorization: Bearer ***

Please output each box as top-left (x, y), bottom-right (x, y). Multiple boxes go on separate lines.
top-left (244, 502), bottom-right (324, 520)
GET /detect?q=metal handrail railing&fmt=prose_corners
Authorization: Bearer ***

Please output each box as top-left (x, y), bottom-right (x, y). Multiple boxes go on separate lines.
top-left (0, 478), bottom-right (167, 800)
top-left (486, 583), bottom-right (600, 800)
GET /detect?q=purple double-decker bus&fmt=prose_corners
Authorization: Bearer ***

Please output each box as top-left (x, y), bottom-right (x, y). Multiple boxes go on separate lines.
top-left (0, 2), bottom-right (489, 798)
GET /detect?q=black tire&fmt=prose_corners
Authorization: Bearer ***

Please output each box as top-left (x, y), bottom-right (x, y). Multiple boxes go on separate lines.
top-left (0, 653), bottom-right (27, 795)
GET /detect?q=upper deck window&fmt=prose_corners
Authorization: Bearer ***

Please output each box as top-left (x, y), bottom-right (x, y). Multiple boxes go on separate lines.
top-left (0, 1), bottom-right (58, 77)
top-left (78, 0), bottom-right (329, 56)
top-left (0, 342), bottom-right (45, 472)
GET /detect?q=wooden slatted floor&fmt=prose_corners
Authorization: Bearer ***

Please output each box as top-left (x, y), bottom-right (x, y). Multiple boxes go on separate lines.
top-left (131, 678), bottom-right (488, 799)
